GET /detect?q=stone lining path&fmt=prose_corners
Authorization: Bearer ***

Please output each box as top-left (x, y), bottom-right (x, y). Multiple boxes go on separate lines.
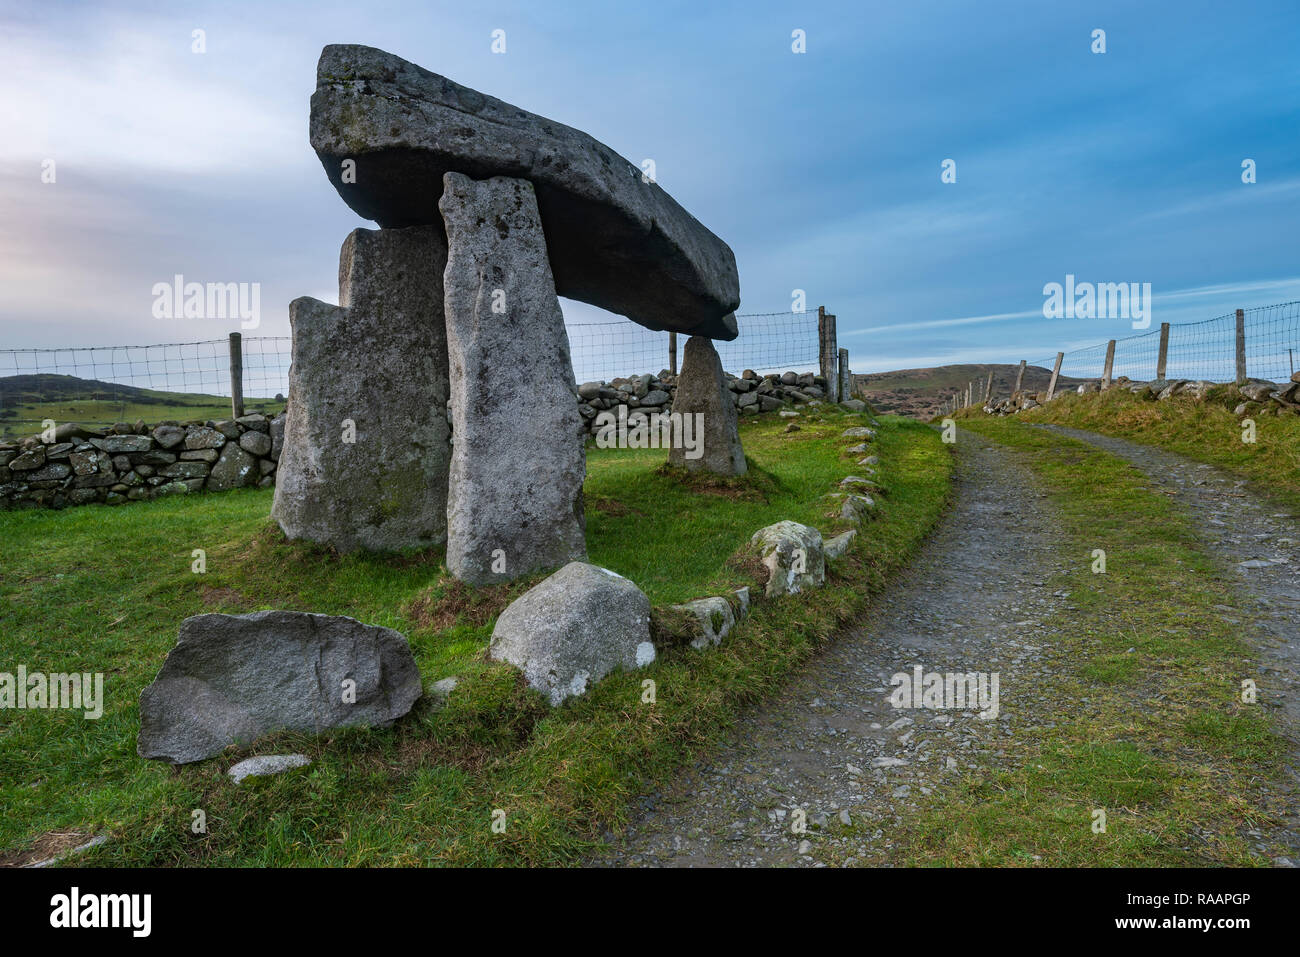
top-left (595, 431), bottom-right (1074, 866)
top-left (595, 425), bottom-right (1299, 867)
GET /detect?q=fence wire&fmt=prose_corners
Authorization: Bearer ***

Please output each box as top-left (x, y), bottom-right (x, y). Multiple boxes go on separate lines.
top-left (566, 310), bottom-right (819, 383)
top-left (1031, 300), bottom-right (1299, 386)
top-left (0, 311), bottom-right (821, 435)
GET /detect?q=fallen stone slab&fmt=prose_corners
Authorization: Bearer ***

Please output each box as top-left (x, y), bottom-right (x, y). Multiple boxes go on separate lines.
top-left (440, 173), bottom-right (587, 583)
top-left (750, 521), bottom-right (825, 598)
top-left (272, 225), bottom-right (451, 552)
top-left (227, 754), bottom-right (312, 786)
top-left (309, 44), bottom-right (739, 339)
top-left (667, 336), bottom-right (746, 476)
top-left (138, 611), bottom-right (422, 764)
top-left (488, 562), bottom-right (654, 706)
top-left (842, 427), bottom-right (876, 439)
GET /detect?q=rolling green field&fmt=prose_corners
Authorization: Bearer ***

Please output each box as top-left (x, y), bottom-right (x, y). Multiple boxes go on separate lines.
top-left (0, 407), bottom-right (952, 866)
top-left (0, 375), bottom-right (284, 441)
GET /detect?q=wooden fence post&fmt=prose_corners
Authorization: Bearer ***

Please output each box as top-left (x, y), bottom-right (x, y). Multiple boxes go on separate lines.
top-left (229, 332), bottom-right (244, 419)
top-left (1156, 322), bottom-right (1170, 380)
top-left (1235, 308), bottom-right (1247, 383)
top-left (983, 372), bottom-right (993, 404)
top-left (818, 306), bottom-right (840, 402)
top-left (1101, 339), bottom-right (1116, 389)
top-left (668, 332), bottom-right (677, 377)
top-left (1013, 359), bottom-right (1026, 394)
top-left (1047, 352), bottom-right (1064, 400)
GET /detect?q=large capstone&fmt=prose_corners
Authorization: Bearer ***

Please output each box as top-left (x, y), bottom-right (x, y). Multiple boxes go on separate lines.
top-left (667, 335), bottom-right (747, 476)
top-left (137, 611), bottom-right (422, 764)
top-left (440, 172), bottom-right (587, 584)
top-left (272, 225), bottom-right (450, 552)
top-left (310, 44), bottom-right (739, 339)
top-left (488, 562), bottom-right (654, 706)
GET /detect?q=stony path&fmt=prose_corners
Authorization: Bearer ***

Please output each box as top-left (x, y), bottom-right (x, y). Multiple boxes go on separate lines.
top-left (595, 431), bottom-right (1075, 866)
top-left (1032, 424), bottom-right (1300, 864)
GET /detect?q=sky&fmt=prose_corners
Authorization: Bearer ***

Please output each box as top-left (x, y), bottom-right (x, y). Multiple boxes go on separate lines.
top-left (2, 0), bottom-right (1298, 374)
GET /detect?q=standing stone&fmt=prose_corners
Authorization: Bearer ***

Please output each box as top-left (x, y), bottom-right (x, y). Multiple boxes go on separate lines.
top-left (272, 225), bottom-right (450, 552)
top-left (439, 172), bottom-right (586, 584)
top-left (667, 336), bottom-right (746, 476)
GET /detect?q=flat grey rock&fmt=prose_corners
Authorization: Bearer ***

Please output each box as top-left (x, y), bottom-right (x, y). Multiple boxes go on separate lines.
top-left (272, 225), bottom-right (451, 552)
top-left (824, 529), bottom-right (857, 559)
top-left (489, 562), bottom-right (653, 706)
top-left (309, 44), bottom-right (739, 339)
top-left (440, 173), bottom-right (587, 583)
top-left (227, 753), bottom-right (312, 785)
top-left (138, 611), bottom-right (422, 764)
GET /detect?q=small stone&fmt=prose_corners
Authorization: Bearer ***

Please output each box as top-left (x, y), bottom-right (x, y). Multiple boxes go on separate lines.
top-left (227, 754), bottom-right (312, 786)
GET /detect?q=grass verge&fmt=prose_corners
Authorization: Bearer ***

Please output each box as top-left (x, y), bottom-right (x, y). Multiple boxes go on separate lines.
top-left (0, 406), bottom-right (952, 866)
top-left (862, 417), bottom-right (1288, 866)
top-left (1010, 386), bottom-right (1300, 510)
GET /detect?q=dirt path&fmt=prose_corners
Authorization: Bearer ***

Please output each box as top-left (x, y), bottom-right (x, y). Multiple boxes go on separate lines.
top-left (595, 431), bottom-right (1074, 866)
top-left (1032, 423), bottom-right (1300, 863)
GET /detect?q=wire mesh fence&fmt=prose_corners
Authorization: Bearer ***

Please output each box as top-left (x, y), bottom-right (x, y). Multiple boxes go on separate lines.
top-left (0, 311), bottom-right (820, 436)
top-left (1029, 300), bottom-right (1300, 385)
top-left (566, 310), bottom-right (819, 383)
top-left (6, 300), bottom-right (1295, 435)
top-left (0, 337), bottom-right (292, 437)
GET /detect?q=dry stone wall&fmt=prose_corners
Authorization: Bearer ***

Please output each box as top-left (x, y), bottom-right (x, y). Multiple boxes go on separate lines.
top-left (0, 367), bottom-right (842, 512)
top-left (0, 414), bottom-right (285, 510)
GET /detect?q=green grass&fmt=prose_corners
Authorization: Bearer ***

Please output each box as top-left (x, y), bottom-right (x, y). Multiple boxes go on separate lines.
top-left (0, 406), bottom-right (952, 866)
top-left (857, 417), bottom-right (1289, 866)
top-left (1015, 385), bottom-right (1300, 510)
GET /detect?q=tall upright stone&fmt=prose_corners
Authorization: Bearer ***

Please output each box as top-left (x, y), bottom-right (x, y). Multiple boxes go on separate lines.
top-left (439, 172), bottom-right (587, 584)
top-left (667, 335), bottom-right (746, 476)
top-left (272, 225), bottom-right (450, 552)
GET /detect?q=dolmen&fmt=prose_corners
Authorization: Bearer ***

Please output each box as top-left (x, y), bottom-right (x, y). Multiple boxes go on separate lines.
top-left (273, 44), bottom-right (747, 584)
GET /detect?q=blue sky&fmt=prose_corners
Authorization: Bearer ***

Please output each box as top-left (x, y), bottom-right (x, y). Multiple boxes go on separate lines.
top-left (2, 0), bottom-right (1298, 371)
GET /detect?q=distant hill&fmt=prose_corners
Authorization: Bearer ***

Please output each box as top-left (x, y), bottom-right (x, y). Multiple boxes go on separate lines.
top-left (0, 374), bottom-right (284, 440)
top-left (852, 363), bottom-right (1091, 419)
top-left (1, 374), bottom-right (167, 404)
